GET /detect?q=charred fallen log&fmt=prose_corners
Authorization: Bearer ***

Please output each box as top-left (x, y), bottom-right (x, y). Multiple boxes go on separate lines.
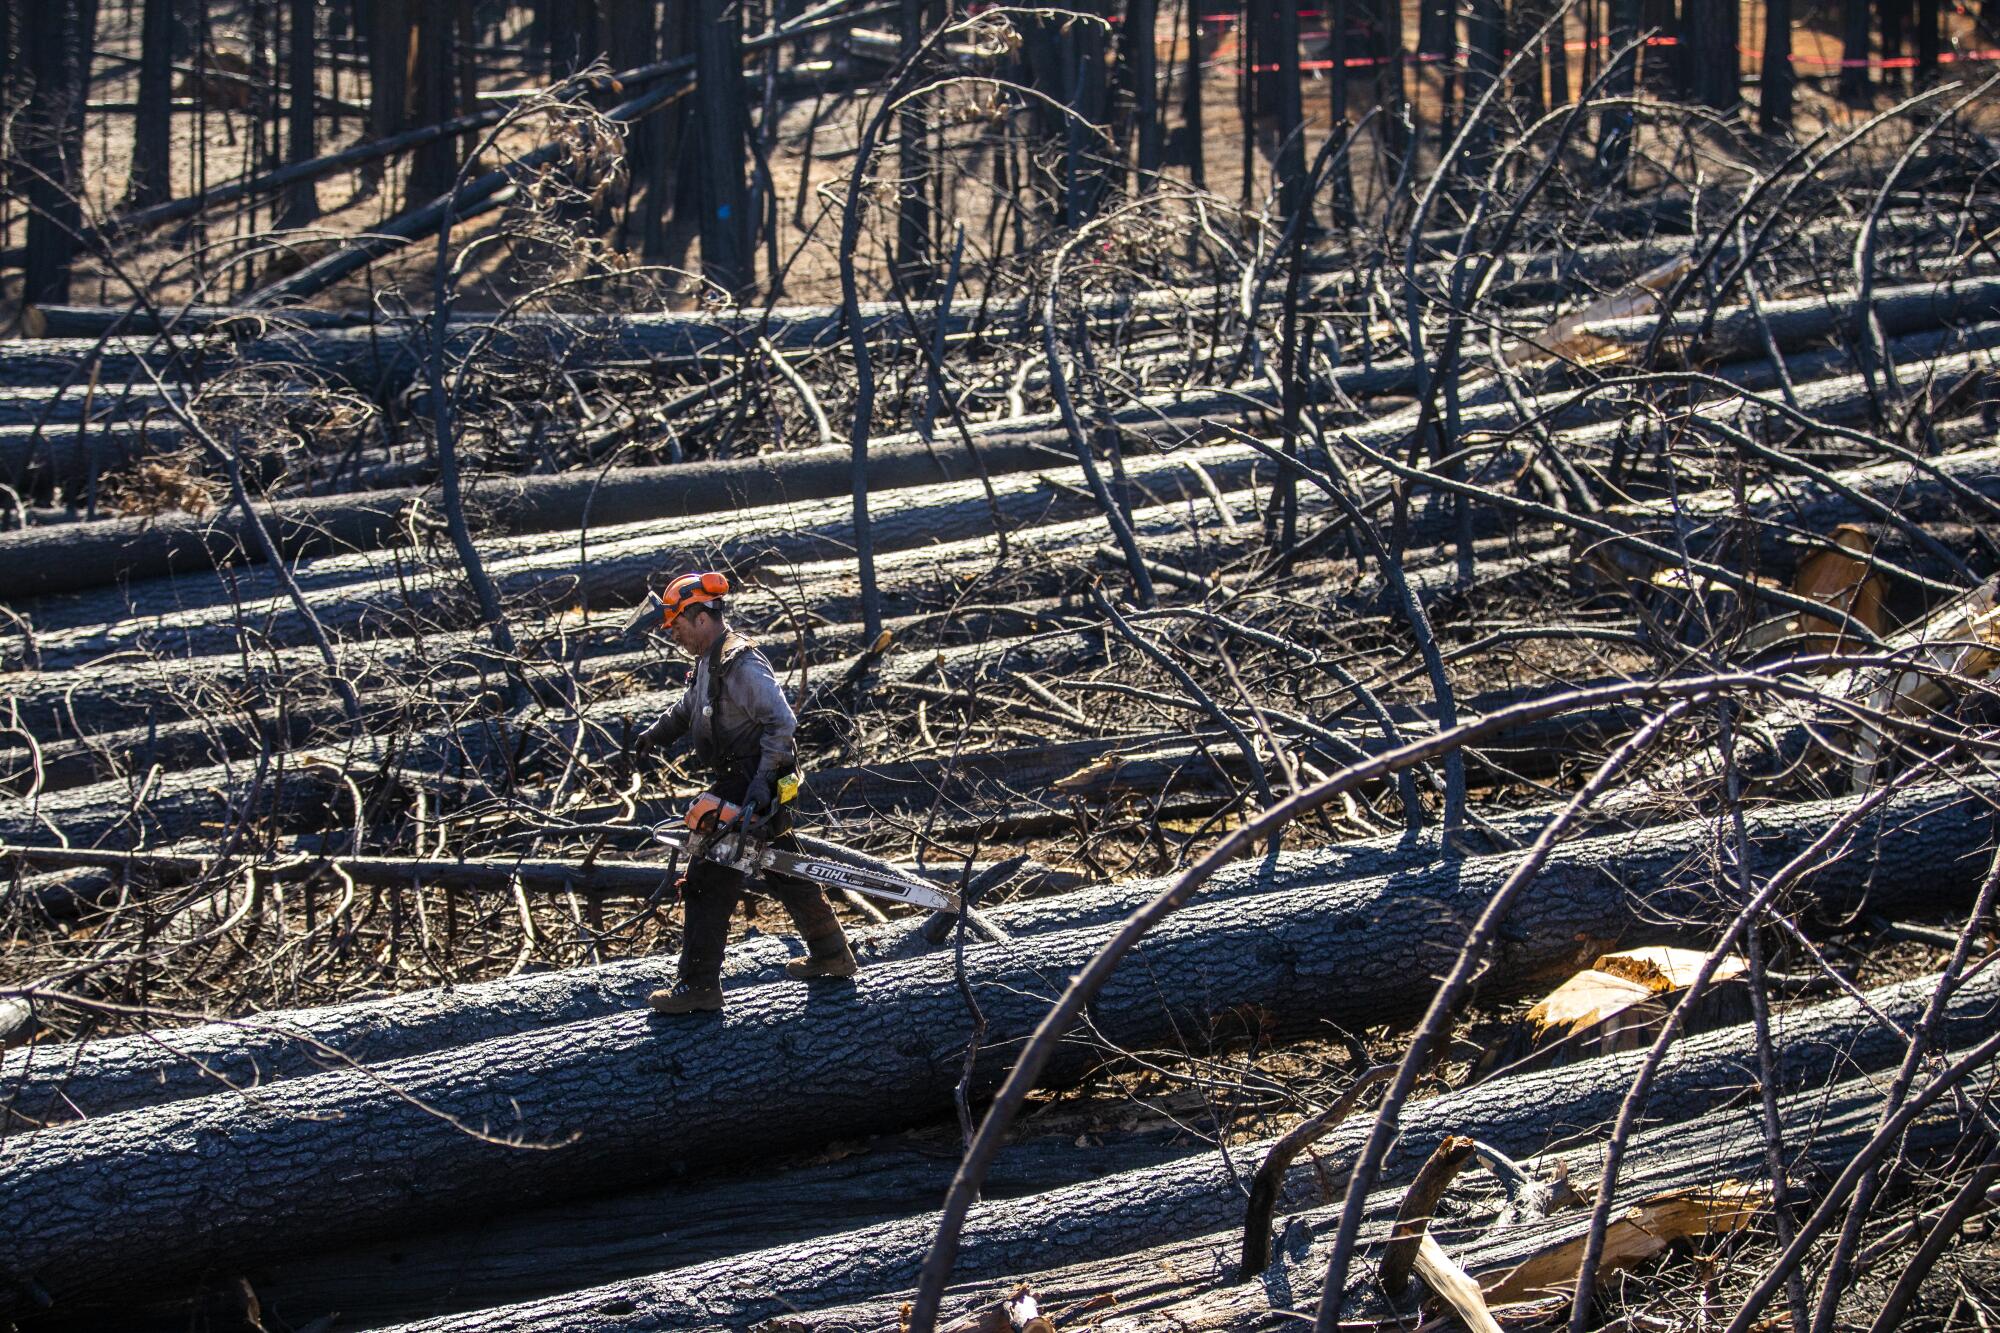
top-left (0, 746), bottom-right (352, 848)
top-left (0, 684), bottom-right (1656, 1125)
top-left (0, 779), bottom-right (1990, 1314)
top-left (13, 437), bottom-right (1298, 664)
top-left (141, 1127), bottom-right (1201, 1332)
top-left (368, 968), bottom-right (2000, 1332)
top-left (0, 387), bottom-right (181, 429)
top-left (39, 212), bottom-right (1946, 380)
top-left (0, 435), bottom-right (1075, 601)
top-left (0, 419), bottom-right (187, 491)
top-left (1586, 443), bottom-right (2000, 585)
top-left (21, 333), bottom-right (1988, 673)
top-left (1584, 271), bottom-right (2000, 366)
top-left (0, 509), bottom-right (1534, 742)
top-left (770, 1043), bottom-right (1990, 1333)
top-left (1, 790), bottom-right (1575, 1126)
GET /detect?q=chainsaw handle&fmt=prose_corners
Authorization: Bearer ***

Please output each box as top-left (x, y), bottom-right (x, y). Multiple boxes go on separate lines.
top-left (685, 791), bottom-right (771, 836)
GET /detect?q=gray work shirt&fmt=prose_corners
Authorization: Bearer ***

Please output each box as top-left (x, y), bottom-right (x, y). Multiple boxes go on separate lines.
top-left (643, 632), bottom-right (797, 778)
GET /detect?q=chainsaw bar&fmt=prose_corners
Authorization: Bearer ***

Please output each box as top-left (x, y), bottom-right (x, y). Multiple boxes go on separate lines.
top-left (653, 830), bottom-right (962, 915)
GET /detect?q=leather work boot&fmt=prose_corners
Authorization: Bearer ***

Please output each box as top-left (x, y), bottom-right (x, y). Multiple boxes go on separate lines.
top-left (648, 981), bottom-right (724, 1014)
top-left (785, 937), bottom-right (858, 980)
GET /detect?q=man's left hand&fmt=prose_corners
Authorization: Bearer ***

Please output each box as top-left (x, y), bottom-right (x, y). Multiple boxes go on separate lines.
top-left (743, 771), bottom-right (776, 822)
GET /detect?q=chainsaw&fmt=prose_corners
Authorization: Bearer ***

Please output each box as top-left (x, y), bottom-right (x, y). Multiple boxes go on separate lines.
top-left (651, 792), bottom-right (963, 915)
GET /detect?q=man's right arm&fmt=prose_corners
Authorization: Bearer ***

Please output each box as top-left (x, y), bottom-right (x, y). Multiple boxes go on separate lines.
top-left (633, 686), bottom-right (694, 755)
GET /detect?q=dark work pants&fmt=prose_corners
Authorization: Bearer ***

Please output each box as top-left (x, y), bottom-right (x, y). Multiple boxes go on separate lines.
top-left (676, 772), bottom-right (846, 988)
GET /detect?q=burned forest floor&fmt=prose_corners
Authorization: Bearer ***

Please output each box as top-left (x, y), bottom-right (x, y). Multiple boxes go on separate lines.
top-left (4, 3), bottom-right (2000, 1332)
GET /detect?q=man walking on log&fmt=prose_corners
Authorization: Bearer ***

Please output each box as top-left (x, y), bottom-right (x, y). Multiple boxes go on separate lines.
top-left (628, 570), bottom-right (858, 1014)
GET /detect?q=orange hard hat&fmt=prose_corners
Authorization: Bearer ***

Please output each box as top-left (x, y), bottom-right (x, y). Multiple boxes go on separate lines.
top-left (661, 570), bottom-right (730, 627)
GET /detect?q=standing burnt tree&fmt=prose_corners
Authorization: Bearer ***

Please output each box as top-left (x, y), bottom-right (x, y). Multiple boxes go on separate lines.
top-left (363, 0), bottom-right (411, 194)
top-left (1761, 0), bottom-right (1794, 131)
top-left (16, 0), bottom-right (94, 308)
top-left (125, 0), bottom-right (177, 209)
top-left (278, 0), bottom-right (319, 228)
top-left (1688, 0), bottom-right (1739, 108)
top-left (695, 0), bottom-right (753, 295)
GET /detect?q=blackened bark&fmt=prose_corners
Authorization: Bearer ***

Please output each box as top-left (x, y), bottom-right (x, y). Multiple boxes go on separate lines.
top-left (255, 1048), bottom-right (2000, 1330)
top-left (1759, 0), bottom-right (1793, 132)
top-left (453, 0), bottom-right (478, 162)
top-left (15, 336), bottom-right (1990, 667)
top-left (0, 433), bottom-right (1076, 599)
top-left (125, 0), bottom-right (177, 208)
top-left (1123, 0), bottom-right (1162, 186)
top-left (1598, 0), bottom-right (1640, 172)
top-left (544, 0), bottom-right (586, 73)
top-left (1175, 0), bottom-right (1204, 186)
top-left (406, 0), bottom-right (459, 202)
top-left (694, 0), bottom-right (752, 294)
top-left (18, 0), bottom-right (93, 307)
top-left (604, 0), bottom-right (657, 248)
top-left (364, 0), bottom-right (411, 190)
top-left (1328, 0), bottom-right (1354, 223)
top-left (0, 4), bottom-right (12, 214)
top-left (1687, 0), bottom-right (1738, 107)
top-left (278, 0), bottom-right (319, 226)
top-left (1881, 0), bottom-right (1908, 84)
top-left (1416, 0), bottom-right (1454, 66)
top-left (1274, 0), bottom-right (1308, 222)
top-left (172, 1132), bottom-right (1203, 1332)
top-left (1378, 0), bottom-right (1410, 167)
top-left (642, 0), bottom-right (686, 259)
top-left (894, 0), bottom-right (932, 293)
top-left (7, 804), bottom-right (1992, 1312)
top-left (780, 1020), bottom-right (1994, 1333)
top-left (1916, 0), bottom-right (1939, 78)
top-left (1641, 0), bottom-right (1681, 92)
top-left (1838, 0), bottom-right (1871, 102)
top-left (1065, 0), bottom-right (1110, 225)
top-left (1464, 0), bottom-right (1503, 162)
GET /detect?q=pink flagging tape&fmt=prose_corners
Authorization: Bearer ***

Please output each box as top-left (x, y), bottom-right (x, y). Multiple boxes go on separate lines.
top-left (1220, 36), bottom-right (2000, 74)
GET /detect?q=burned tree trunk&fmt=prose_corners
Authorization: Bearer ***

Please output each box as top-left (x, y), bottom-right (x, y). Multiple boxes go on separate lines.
top-left (277, 0), bottom-right (318, 227)
top-left (1838, 0), bottom-right (1871, 102)
top-left (1123, 0), bottom-right (1163, 188)
top-left (0, 780), bottom-right (1992, 1318)
top-left (694, 0), bottom-right (753, 295)
top-left (406, 0), bottom-right (461, 203)
top-left (0, 698), bottom-right (1646, 1130)
top-left (1273, 0), bottom-right (1309, 224)
top-left (18, 0), bottom-right (94, 308)
top-left (1915, 0), bottom-right (1940, 79)
top-left (1170, 0), bottom-right (1204, 187)
top-left (605, 0), bottom-right (658, 250)
top-left (1686, 0), bottom-right (1738, 108)
top-left (1377, 0), bottom-right (1410, 168)
top-left (178, 1129), bottom-right (1205, 1332)
top-left (125, 0), bottom-right (177, 209)
top-left (783, 1026), bottom-right (1993, 1333)
top-left (304, 972), bottom-right (2000, 1332)
top-left (1759, 0), bottom-right (1793, 132)
top-left (1598, 0), bottom-right (1639, 171)
top-left (0, 434), bottom-right (1074, 600)
top-left (364, 0), bottom-right (412, 193)
top-left (1327, 0), bottom-right (1355, 223)
top-left (893, 0), bottom-right (932, 293)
